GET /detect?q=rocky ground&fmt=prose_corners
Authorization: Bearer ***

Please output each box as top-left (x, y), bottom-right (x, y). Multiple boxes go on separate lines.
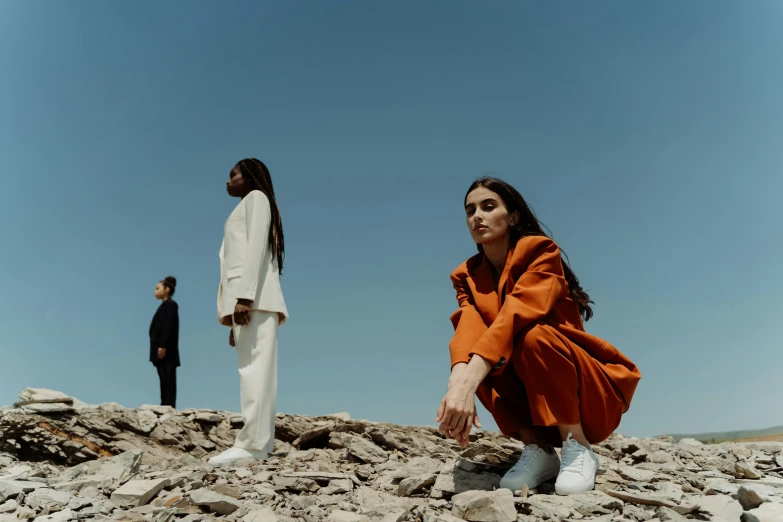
top-left (1, 389), bottom-right (782, 522)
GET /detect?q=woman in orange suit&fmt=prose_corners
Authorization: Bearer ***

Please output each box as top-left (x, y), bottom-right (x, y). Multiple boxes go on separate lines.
top-left (436, 177), bottom-right (641, 495)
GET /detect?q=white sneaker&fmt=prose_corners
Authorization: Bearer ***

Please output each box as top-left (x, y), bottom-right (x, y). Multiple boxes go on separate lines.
top-left (499, 444), bottom-right (561, 491)
top-left (207, 447), bottom-right (267, 467)
top-left (555, 434), bottom-right (599, 495)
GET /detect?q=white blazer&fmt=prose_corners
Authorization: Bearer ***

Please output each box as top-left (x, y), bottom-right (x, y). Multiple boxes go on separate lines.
top-left (218, 191), bottom-right (288, 326)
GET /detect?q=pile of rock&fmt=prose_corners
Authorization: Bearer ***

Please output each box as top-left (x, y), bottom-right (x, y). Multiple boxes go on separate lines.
top-left (1, 389), bottom-right (782, 521)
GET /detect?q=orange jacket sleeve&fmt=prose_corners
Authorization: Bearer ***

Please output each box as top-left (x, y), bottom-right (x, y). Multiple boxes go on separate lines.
top-left (448, 269), bottom-right (488, 369)
top-left (470, 237), bottom-right (569, 375)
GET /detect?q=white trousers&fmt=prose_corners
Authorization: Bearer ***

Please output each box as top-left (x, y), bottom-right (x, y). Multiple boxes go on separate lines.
top-left (232, 311), bottom-right (278, 453)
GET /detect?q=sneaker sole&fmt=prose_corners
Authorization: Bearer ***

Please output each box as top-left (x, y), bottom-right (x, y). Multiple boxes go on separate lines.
top-left (499, 467), bottom-right (560, 491)
top-left (555, 478), bottom-right (596, 496)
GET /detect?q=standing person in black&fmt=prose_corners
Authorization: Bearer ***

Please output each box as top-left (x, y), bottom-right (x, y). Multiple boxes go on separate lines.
top-left (149, 276), bottom-right (180, 408)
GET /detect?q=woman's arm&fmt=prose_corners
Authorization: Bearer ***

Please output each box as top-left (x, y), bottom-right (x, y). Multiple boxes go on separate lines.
top-left (159, 301), bottom-right (178, 358)
top-left (448, 271), bottom-right (488, 368)
top-left (233, 191), bottom-right (272, 325)
top-left (237, 191), bottom-right (272, 302)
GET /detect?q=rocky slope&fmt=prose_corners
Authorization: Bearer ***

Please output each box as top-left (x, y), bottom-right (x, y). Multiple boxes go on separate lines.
top-left (1, 389), bottom-right (782, 522)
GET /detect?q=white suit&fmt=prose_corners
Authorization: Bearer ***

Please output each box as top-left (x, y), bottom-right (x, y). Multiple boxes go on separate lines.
top-left (218, 190), bottom-right (288, 453)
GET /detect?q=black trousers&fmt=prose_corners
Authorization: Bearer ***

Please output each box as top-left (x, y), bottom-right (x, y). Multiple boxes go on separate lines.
top-left (155, 363), bottom-right (177, 408)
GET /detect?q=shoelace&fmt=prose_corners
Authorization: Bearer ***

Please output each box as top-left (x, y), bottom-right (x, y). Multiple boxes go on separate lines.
top-left (510, 446), bottom-right (538, 471)
top-left (560, 437), bottom-right (586, 472)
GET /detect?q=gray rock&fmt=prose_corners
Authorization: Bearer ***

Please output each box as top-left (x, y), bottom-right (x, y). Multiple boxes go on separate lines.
top-left (110, 478), bottom-right (170, 507)
top-left (735, 485), bottom-right (765, 511)
top-left (736, 442), bottom-right (783, 454)
top-left (747, 502), bottom-right (783, 522)
top-left (60, 451), bottom-right (142, 483)
top-left (341, 435), bottom-right (388, 465)
top-left (736, 462), bottom-right (765, 480)
top-left (431, 460), bottom-right (500, 498)
top-left (242, 507), bottom-right (279, 522)
top-left (398, 474), bottom-right (437, 497)
top-left (0, 481), bottom-right (23, 503)
top-left (378, 510), bottom-right (409, 522)
top-left (353, 487), bottom-right (417, 517)
top-left (321, 479), bottom-right (353, 495)
top-left (452, 489), bottom-right (516, 522)
top-left (423, 512), bottom-right (464, 522)
top-left (189, 488), bottom-right (242, 515)
top-left (327, 510), bottom-right (368, 522)
top-left (614, 464), bottom-right (657, 482)
top-left (273, 476), bottom-right (320, 493)
top-left (693, 494), bottom-right (743, 521)
top-left (655, 506), bottom-right (689, 521)
top-left (521, 491), bottom-right (620, 519)
top-left (211, 483), bottom-right (243, 499)
top-left (282, 472), bottom-right (359, 486)
top-left (355, 465), bottom-right (374, 481)
top-left (0, 465), bottom-right (33, 480)
top-left (388, 457), bottom-right (443, 480)
top-left (194, 413), bottom-right (223, 424)
top-left (290, 496), bottom-right (316, 510)
top-left (25, 488), bottom-right (73, 510)
top-left (32, 508), bottom-right (75, 522)
top-left (651, 482), bottom-right (684, 502)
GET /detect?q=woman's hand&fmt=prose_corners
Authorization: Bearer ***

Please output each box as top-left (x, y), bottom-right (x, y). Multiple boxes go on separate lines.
top-left (437, 389), bottom-right (480, 448)
top-left (229, 329), bottom-right (235, 347)
top-left (157, 347), bottom-right (166, 360)
top-left (436, 358), bottom-right (491, 448)
top-left (233, 299), bottom-right (253, 326)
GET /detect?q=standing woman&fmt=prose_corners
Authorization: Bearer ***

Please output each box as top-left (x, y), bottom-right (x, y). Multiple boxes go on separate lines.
top-left (149, 276), bottom-right (180, 408)
top-left (437, 177), bottom-right (641, 495)
top-left (209, 158), bottom-right (288, 467)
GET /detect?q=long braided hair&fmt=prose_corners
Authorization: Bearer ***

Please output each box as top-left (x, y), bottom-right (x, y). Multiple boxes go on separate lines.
top-left (465, 177), bottom-right (594, 321)
top-left (236, 158), bottom-right (285, 275)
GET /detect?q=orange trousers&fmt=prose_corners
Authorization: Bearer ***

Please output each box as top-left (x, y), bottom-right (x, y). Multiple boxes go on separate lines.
top-left (475, 323), bottom-right (626, 446)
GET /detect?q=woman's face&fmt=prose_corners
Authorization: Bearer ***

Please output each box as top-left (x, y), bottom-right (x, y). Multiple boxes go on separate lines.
top-left (226, 165), bottom-right (248, 198)
top-left (154, 282), bottom-right (168, 300)
top-left (465, 187), bottom-right (518, 246)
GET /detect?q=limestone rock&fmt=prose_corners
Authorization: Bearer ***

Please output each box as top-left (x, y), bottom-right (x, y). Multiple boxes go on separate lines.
top-left (242, 507), bottom-right (278, 522)
top-left (398, 473), bottom-right (437, 497)
top-left (693, 494), bottom-right (743, 521)
top-left (327, 510), bottom-right (368, 522)
top-left (735, 485), bottom-right (765, 511)
top-left (32, 508), bottom-right (75, 522)
top-left (188, 488), bottom-right (242, 515)
top-left (341, 434), bottom-right (388, 465)
top-left (431, 460), bottom-right (500, 498)
top-left (3, 388), bottom-right (783, 522)
top-left (25, 488), bottom-right (73, 510)
top-left (747, 502), bottom-right (783, 522)
top-left (452, 489), bottom-right (516, 522)
top-left (110, 478), bottom-right (170, 507)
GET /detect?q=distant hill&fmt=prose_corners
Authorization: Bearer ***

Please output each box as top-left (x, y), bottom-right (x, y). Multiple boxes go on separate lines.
top-left (668, 424), bottom-right (783, 443)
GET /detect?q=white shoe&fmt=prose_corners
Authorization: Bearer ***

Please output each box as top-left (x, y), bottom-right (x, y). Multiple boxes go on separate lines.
top-left (499, 444), bottom-right (561, 491)
top-left (207, 447), bottom-right (268, 467)
top-left (555, 434), bottom-right (599, 495)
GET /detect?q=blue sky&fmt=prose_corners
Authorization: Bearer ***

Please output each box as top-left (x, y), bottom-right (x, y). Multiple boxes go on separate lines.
top-left (1, 1), bottom-right (782, 439)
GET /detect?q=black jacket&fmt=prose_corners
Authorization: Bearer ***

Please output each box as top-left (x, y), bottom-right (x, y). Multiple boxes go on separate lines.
top-left (149, 299), bottom-right (180, 367)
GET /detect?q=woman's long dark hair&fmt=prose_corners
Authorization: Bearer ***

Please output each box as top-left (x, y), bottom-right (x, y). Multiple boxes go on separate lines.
top-left (237, 158), bottom-right (285, 275)
top-left (465, 177), bottom-right (594, 321)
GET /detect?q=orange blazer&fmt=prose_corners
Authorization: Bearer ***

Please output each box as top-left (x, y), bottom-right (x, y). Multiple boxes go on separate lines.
top-left (449, 236), bottom-right (641, 411)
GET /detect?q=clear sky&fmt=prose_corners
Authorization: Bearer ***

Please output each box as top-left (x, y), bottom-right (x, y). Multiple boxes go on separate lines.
top-left (1, 1), bottom-right (782, 439)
